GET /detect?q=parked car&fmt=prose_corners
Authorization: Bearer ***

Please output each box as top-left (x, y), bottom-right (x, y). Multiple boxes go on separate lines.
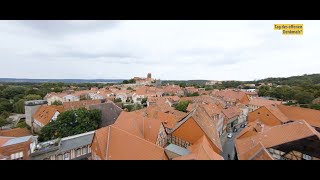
top-left (227, 133), bottom-right (233, 139)
top-left (240, 124), bottom-right (246, 128)
top-left (233, 128), bottom-right (238, 132)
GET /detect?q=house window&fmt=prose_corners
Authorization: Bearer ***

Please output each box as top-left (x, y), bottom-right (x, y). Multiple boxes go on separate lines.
top-left (57, 154), bottom-right (63, 160)
top-left (76, 149), bottom-right (82, 157)
top-left (82, 147), bottom-right (88, 155)
top-left (10, 152), bottom-right (23, 160)
top-left (64, 152), bottom-right (70, 160)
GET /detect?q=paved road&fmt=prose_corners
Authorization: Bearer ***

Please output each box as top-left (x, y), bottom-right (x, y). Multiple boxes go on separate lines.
top-left (222, 128), bottom-right (243, 160)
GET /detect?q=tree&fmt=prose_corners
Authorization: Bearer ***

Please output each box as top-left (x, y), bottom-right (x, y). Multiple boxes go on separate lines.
top-left (13, 99), bottom-right (26, 114)
top-left (258, 86), bottom-right (270, 97)
top-left (0, 117), bottom-right (10, 130)
top-left (174, 100), bottom-right (191, 112)
top-left (114, 98), bottom-right (122, 103)
top-left (122, 80), bottom-right (129, 84)
top-left (127, 87), bottom-right (133, 90)
top-left (1, 86), bottom-right (26, 99)
top-left (0, 98), bottom-right (13, 112)
top-left (141, 98), bottom-right (147, 104)
top-left (294, 92), bottom-right (314, 104)
top-left (38, 108), bottom-right (101, 142)
top-left (80, 94), bottom-right (92, 100)
top-left (51, 100), bottom-right (63, 106)
top-left (123, 103), bottom-right (143, 112)
top-left (24, 94), bottom-right (42, 101)
top-left (187, 92), bottom-right (199, 97)
top-left (128, 79), bottom-right (136, 84)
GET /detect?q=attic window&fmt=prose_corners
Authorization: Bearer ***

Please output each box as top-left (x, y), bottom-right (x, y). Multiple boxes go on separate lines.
top-left (258, 112), bottom-right (260, 114)
top-left (267, 114), bottom-right (269, 116)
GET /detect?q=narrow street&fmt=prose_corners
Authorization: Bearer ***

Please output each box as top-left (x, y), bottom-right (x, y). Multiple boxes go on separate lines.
top-left (221, 127), bottom-right (243, 160)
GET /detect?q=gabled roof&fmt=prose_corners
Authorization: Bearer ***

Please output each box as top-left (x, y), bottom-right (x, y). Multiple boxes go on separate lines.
top-left (0, 128), bottom-right (32, 137)
top-left (33, 105), bottom-right (62, 126)
top-left (213, 89), bottom-right (247, 102)
top-left (174, 136), bottom-right (224, 160)
top-left (63, 100), bottom-right (102, 111)
top-left (239, 142), bottom-right (274, 160)
top-left (0, 137), bottom-right (13, 147)
top-left (89, 102), bottom-right (122, 127)
top-left (187, 103), bottom-right (223, 120)
top-left (94, 126), bottom-right (165, 160)
top-left (235, 120), bottom-right (320, 159)
top-left (113, 111), bottom-right (163, 144)
top-left (172, 106), bottom-right (222, 153)
top-left (263, 105), bottom-right (289, 123)
top-left (222, 106), bottom-right (241, 119)
top-left (1, 136), bottom-right (33, 147)
top-left (249, 98), bottom-right (282, 107)
top-left (277, 105), bottom-right (320, 128)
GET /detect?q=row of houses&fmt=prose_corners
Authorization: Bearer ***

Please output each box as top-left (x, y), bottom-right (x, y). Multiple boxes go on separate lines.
top-left (235, 104), bottom-right (320, 160)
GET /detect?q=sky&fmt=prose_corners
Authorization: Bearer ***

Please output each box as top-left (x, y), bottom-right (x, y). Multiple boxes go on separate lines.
top-left (0, 20), bottom-right (319, 81)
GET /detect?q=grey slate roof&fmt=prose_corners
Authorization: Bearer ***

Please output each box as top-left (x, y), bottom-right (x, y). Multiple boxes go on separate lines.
top-left (2, 136), bottom-right (32, 147)
top-left (89, 102), bottom-right (122, 127)
top-left (165, 144), bottom-right (190, 156)
top-left (31, 131), bottom-right (94, 160)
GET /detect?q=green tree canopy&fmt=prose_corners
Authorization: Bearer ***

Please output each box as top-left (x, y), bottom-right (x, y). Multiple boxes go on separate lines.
top-left (0, 98), bottom-right (13, 113)
top-left (13, 99), bottom-right (26, 114)
top-left (24, 94), bottom-right (42, 101)
top-left (174, 100), bottom-right (191, 112)
top-left (294, 92), bottom-right (314, 104)
top-left (0, 117), bottom-right (10, 130)
top-left (38, 108), bottom-right (101, 142)
top-left (141, 98), bottom-right (147, 104)
top-left (51, 100), bottom-right (63, 106)
top-left (2, 86), bottom-right (26, 99)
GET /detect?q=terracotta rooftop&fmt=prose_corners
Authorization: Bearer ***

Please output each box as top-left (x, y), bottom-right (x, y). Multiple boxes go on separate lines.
top-left (235, 120), bottom-right (320, 160)
top-left (0, 128), bottom-right (32, 137)
top-left (63, 100), bottom-right (102, 111)
top-left (0, 137), bottom-right (13, 147)
top-left (172, 106), bottom-right (222, 153)
top-left (113, 111), bottom-right (163, 144)
top-left (222, 106), bottom-right (241, 119)
top-left (277, 105), bottom-right (320, 128)
top-left (33, 105), bottom-right (63, 126)
top-left (249, 98), bottom-right (282, 107)
top-left (213, 89), bottom-right (247, 101)
top-left (263, 105), bottom-right (289, 123)
top-left (187, 103), bottom-right (223, 117)
top-left (174, 136), bottom-right (224, 160)
top-left (238, 142), bottom-right (274, 160)
top-left (94, 126), bottom-right (166, 160)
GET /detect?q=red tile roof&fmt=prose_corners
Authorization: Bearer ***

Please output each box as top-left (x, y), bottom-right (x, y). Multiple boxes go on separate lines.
top-left (0, 128), bottom-right (32, 137)
top-left (33, 105), bottom-right (62, 126)
top-left (113, 111), bottom-right (163, 144)
top-left (63, 100), bottom-right (102, 111)
top-left (239, 142), bottom-right (274, 160)
top-left (277, 105), bottom-right (320, 128)
top-left (235, 120), bottom-right (320, 160)
top-left (222, 106), bottom-right (241, 119)
top-left (249, 98), bottom-right (282, 107)
top-left (174, 136), bottom-right (224, 160)
top-left (94, 126), bottom-right (165, 160)
top-left (172, 106), bottom-right (222, 153)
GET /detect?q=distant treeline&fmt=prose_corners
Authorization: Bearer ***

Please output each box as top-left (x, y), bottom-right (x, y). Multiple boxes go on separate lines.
top-left (0, 78), bottom-right (124, 84)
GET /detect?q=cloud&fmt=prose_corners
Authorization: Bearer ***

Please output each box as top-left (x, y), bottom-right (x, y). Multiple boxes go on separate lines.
top-left (0, 20), bottom-right (319, 80)
top-left (18, 20), bottom-right (120, 37)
